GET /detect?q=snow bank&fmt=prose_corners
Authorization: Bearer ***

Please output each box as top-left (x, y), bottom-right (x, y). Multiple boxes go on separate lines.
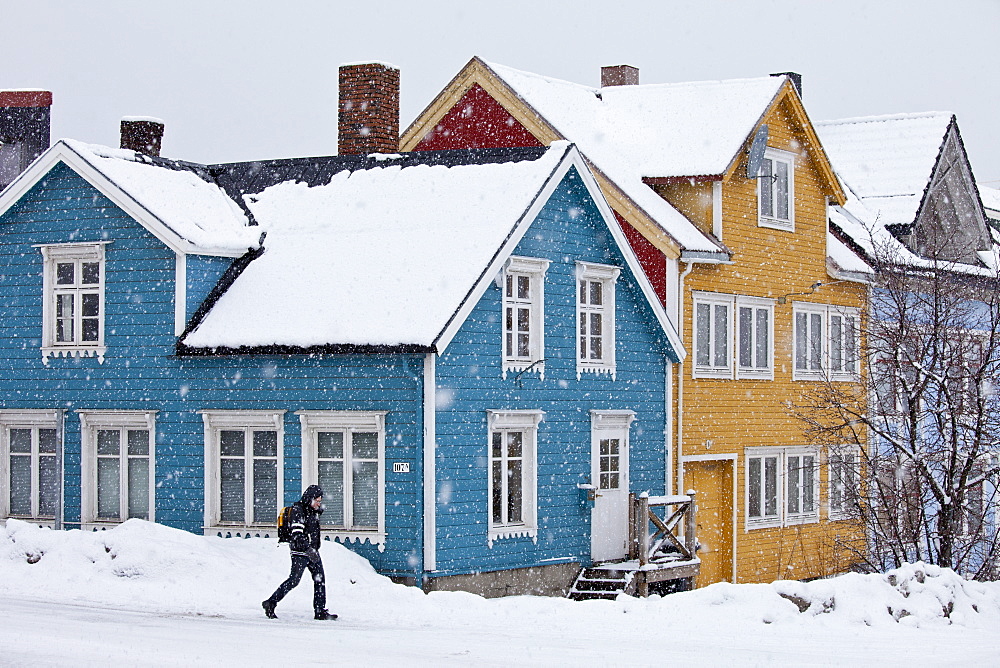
top-left (2, 519), bottom-right (998, 635)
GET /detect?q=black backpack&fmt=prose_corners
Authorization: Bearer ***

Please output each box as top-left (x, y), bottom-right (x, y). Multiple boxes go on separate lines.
top-left (277, 505), bottom-right (294, 543)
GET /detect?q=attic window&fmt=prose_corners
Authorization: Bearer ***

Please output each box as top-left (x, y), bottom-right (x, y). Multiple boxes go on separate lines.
top-left (758, 148), bottom-right (795, 231)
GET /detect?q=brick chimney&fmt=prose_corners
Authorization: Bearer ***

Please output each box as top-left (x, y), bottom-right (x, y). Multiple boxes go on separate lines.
top-left (120, 117), bottom-right (165, 156)
top-left (338, 62), bottom-right (400, 155)
top-left (601, 65), bottom-right (639, 87)
top-left (0, 90), bottom-right (52, 190)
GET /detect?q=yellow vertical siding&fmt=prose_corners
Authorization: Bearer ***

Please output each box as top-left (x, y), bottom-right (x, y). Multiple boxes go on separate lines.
top-left (677, 98), bottom-right (866, 584)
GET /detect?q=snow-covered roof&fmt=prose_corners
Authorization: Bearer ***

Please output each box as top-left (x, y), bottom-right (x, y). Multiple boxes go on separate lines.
top-left (815, 112), bottom-right (953, 227)
top-left (183, 143), bottom-right (584, 350)
top-left (482, 63), bottom-right (787, 254)
top-left (61, 140), bottom-right (258, 253)
top-left (980, 186), bottom-right (1000, 214)
top-left (0, 139), bottom-right (259, 256)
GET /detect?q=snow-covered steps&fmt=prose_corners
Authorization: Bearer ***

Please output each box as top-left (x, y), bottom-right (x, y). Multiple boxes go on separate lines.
top-left (568, 566), bottom-right (635, 601)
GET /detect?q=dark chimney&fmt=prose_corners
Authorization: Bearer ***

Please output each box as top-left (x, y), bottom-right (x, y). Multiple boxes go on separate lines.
top-left (0, 90), bottom-right (52, 190)
top-left (770, 72), bottom-right (802, 98)
top-left (338, 62), bottom-right (400, 155)
top-left (601, 65), bottom-right (639, 87)
top-left (120, 117), bottom-right (164, 156)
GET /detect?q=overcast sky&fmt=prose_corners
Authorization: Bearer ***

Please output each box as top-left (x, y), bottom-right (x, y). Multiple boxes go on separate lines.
top-left (4, 1), bottom-right (999, 187)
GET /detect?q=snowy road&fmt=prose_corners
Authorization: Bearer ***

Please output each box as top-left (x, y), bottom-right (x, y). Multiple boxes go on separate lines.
top-left (2, 522), bottom-right (997, 666)
top-left (1, 595), bottom-right (993, 667)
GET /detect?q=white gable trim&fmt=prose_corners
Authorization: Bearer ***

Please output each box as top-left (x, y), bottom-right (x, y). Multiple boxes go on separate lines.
top-left (432, 143), bottom-right (686, 362)
top-left (0, 141), bottom-right (247, 258)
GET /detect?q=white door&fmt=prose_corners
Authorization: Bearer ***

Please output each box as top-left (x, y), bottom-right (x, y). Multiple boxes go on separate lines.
top-left (590, 413), bottom-right (632, 562)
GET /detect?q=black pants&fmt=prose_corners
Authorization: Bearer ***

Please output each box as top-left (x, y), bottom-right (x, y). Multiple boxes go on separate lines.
top-left (267, 553), bottom-right (326, 613)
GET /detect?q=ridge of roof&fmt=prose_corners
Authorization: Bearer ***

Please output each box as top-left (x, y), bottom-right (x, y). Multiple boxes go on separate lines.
top-left (484, 61), bottom-right (784, 95)
top-left (815, 111), bottom-right (954, 127)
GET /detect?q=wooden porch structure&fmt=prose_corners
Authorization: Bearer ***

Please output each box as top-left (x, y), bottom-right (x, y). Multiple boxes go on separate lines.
top-left (569, 492), bottom-right (700, 599)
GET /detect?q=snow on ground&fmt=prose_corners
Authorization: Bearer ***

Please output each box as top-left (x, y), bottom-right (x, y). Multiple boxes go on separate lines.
top-left (1, 520), bottom-right (998, 666)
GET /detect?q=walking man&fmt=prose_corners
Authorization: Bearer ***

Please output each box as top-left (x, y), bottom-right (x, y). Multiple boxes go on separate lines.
top-left (263, 484), bottom-right (336, 620)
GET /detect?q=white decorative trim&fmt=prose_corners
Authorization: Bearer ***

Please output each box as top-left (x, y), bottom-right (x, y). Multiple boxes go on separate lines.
top-left (502, 255), bottom-right (550, 379)
top-left (174, 252), bottom-right (186, 336)
top-left (488, 527), bottom-right (538, 546)
top-left (576, 261), bottom-right (620, 379)
top-left (200, 410), bottom-right (285, 529)
top-left (486, 410), bottom-right (542, 546)
top-left (423, 353), bottom-right (437, 571)
top-left (39, 242), bottom-right (107, 365)
top-left (296, 410), bottom-right (386, 540)
top-left (324, 531), bottom-right (387, 551)
top-left (589, 409), bottom-right (636, 429)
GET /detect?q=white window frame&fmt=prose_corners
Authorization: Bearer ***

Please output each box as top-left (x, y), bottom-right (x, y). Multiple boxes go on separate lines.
top-left (0, 410), bottom-right (62, 523)
top-left (487, 410), bottom-right (542, 544)
top-left (827, 445), bottom-right (859, 521)
top-left (590, 410), bottom-right (635, 492)
top-left (39, 243), bottom-right (108, 364)
top-left (735, 296), bottom-right (775, 380)
top-left (792, 302), bottom-right (861, 381)
top-left (502, 256), bottom-right (550, 378)
top-left (297, 411), bottom-right (387, 548)
top-left (746, 446), bottom-right (819, 529)
top-left (78, 411), bottom-right (156, 529)
top-left (200, 410), bottom-right (284, 532)
top-left (576, 261), bottom-right (620, 377)
top-left (758, 147), bottom-right (795, 231)
top-left (693, 292), bottom-right (734, 379)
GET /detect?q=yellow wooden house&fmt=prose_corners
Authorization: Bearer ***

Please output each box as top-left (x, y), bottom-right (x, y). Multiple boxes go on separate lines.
top-left (402, 58), bottom-right (871, 587)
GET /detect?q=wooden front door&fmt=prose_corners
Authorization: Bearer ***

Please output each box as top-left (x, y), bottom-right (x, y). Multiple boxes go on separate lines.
top-left (590, 420), bottom-right (630, 562)
top-left (684, 459), bottom-right (734, 585)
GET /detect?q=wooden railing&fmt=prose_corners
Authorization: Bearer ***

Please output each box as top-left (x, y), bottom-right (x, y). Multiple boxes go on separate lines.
top-left (628, 492), bottom-right (697, 568)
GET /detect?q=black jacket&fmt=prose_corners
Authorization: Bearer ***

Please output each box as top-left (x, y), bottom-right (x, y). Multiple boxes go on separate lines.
top-left (289, 485), bottom-right (324, 553)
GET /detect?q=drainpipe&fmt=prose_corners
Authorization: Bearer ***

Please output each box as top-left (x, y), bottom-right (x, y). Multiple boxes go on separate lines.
top-left (676, 260), bottom-right (695, 499)
top-left (422, 352), bottom-right (437, 579)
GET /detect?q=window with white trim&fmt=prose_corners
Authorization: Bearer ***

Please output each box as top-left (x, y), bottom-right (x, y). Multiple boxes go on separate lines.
top-left (736, 297), bottom-right (774, 379)
top-left (746, 447), bottom-right (819, 528)
top-left (487, 410), bottom-right (542, 542)
top-left (78, 411), bottom-right (155, 526)
top-left (502, 256), bottom-right (550, 376)
top-left (758, 148), bottom-right (795, 230)
top-left (694, 292), bottom-right (733, 378)
top-left (0, 410), bottom-right (61, 521)
top-left (828, 446), bottom-right (858, 520)
top-left (298, 411), bottom-right (386, 541)
top-left (695, 293), bottom-right (775, 379)
top-left (201, 411), bottom-right (284, 528)
top-left (40, 243), bottom-right (106, 362)
top-left (577, 262), bottom-right (620, 375)
top-left (793, 303), bottom-right (860, 381)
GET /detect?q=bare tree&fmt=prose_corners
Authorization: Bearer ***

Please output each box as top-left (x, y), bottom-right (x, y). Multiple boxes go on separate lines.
top-left (795, 230), bottom-right (1000, 580)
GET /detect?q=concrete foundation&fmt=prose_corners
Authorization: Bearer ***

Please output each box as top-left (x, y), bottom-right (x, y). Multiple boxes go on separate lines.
top-left (422, 562), bottom-right (582, 599)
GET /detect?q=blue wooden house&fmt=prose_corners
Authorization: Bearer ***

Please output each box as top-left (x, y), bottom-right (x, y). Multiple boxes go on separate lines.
top-left (0, 137), bottom-right (686, 595)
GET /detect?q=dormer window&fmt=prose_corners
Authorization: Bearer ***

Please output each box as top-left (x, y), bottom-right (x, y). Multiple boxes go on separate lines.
top-left (758, 148), bottom-right (795, 231)
top-left (39, 243), bottom-right (107, 363)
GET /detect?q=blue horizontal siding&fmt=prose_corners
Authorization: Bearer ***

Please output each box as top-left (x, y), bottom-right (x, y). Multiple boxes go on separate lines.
top-left (0, 166), bottom-right (426, 576)
top-left (431, 167), bottom-right (670, 577)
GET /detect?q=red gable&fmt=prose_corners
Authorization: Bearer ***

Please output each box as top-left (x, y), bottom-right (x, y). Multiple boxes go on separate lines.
top-left (415, 84), bottom-right (542, 151)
